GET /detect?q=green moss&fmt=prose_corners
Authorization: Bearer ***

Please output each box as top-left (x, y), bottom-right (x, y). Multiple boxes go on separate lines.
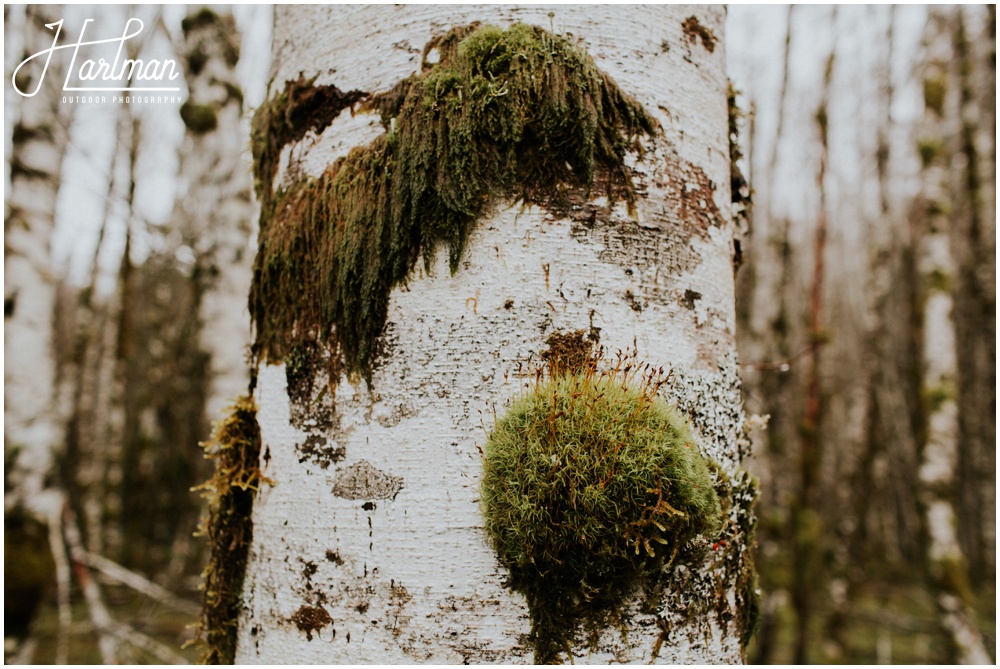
top-left (923, 382), bottom-right (957, 412)
top-left (223, 82), bottom-right (244, 107)
top-left (923, 77), bottom-right (946, 116)
top-left (926, 268), bottom-right (952, 293)
top-left (192, 397), bottom-right (272, 664)
top-left (180, 101), bottom-right (218, 134)
top-left (249, 23), bottom-right (656, 380)
top-left (187, 46), bottom-right (209, 77)
top-left (917, 138), bottom-right (946, 168)
top-left (926, 198), bottom-right (952, 218)
top-left (480, 357), bottom-right (722, 663)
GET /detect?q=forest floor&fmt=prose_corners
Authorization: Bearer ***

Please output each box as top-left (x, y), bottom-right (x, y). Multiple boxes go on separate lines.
top-left (6, 570), bottom-right (995, 664)
top-left (7, 581), bottom-right (202, 665)
top-left (748, 576), bottom-right (996, 664)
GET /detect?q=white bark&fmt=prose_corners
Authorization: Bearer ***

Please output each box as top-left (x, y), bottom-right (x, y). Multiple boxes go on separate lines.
top-left (174, 7), bottom-right (257, 419)
top-left (914, 8), bottom-right (991, 664)
top-left (239, 5), bottom-right (747, 663)
top-left (4, 6), bottom-right (73, 518)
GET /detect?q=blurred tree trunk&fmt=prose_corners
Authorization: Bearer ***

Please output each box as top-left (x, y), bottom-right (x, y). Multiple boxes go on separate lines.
top-left (4, 5), bottom-right (74, 516)
top-left (235, 5), bottom-right (754, 663)
top-left (946, 4), bottom-right (995, 588)
top-left (729, 4), bottom-right (994, 663)
top-left (174, 6), bottom-right (256, 420)
top-left (113, 5), bottom-right (256, 579)
top-left (914, 6), bottom-right (992, 664)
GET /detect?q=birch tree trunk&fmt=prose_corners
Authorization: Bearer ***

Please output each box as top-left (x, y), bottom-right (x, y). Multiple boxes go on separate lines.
top-left (914, 7), bottom-right (991, 664)
top-left (235, 6), bottom-right (752, 663)
top-left (4, 6), bottom-right (73, 516)
top-left (175, 6), bottom-right (257, 420)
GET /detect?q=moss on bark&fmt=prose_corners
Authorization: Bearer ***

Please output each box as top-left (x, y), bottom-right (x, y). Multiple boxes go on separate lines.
top-left (193, 397), bottom-right (272, 664)
top-left (249, 22), bottom-right (656, 380)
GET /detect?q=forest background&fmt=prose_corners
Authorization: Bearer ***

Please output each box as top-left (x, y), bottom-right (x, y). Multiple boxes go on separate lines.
top-left (3, 4), bottom-right (994, 664)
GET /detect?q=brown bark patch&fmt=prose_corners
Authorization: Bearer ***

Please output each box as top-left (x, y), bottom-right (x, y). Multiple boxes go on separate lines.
top-left (290, 604), bottom-right (332, 641)
top-left (296, 434), bottom-right (345, 469)
top-left (540, 329), bottom-right (599, 375)
top-left (285, 339), bottom-right (338, 431)
top-left (681, 16), bottom-right (717, 53)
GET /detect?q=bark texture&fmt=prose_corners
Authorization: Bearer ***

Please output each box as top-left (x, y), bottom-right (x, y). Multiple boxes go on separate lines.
top-left (237, 5), bottom-right (751, 663)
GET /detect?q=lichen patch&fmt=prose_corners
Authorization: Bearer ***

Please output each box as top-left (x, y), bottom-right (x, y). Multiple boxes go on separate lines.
top-left (332, 460), bottom-right (404, 501)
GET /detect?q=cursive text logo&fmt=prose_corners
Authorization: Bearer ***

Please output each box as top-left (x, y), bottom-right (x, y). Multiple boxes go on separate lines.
top-left (12, 18), bottom-right (181, 97)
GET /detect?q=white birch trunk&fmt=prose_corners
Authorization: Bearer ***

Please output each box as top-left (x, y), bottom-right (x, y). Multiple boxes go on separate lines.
top-left (174, 7), bottom-right (257, 419)
top-left (914, 7), bottom-right (991, 664)
top-left (238, 6), bottom-right (749, 663)
top-left (4, 6), bottom-right (72, 517)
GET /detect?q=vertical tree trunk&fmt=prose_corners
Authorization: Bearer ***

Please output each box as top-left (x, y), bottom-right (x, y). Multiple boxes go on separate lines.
top-left (232, 6), bottom-right (753, 663)
top-left (914, 7), bottom-right (991, 664)
top-left (4, 6), bottom-right (73, 516)
top-left (175, 6), bottom-right (257, 420)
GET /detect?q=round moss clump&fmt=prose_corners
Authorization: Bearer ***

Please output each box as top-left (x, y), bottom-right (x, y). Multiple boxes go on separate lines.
top-left (481, 365), bottom-right (722, 663)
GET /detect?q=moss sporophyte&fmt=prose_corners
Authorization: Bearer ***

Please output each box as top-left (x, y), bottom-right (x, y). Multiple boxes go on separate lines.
top-left (481, 341), bottom-right (724, 663)
top-left (249, 22), bottom-right (656, 381)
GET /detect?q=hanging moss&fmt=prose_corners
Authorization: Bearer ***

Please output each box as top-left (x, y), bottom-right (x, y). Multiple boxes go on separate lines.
top-left (249, 23), bottom-right (656, 380)
top-left (250, 76), bottom-right (368, 214)
top-left (192, 397), bottom-right (272, 664)
top-left (480, 352), bottom-right (723, 663)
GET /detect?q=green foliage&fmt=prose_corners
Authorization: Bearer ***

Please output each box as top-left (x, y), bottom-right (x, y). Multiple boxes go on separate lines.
top-left (480, 352), bottom-right (722, 662)
top-left (249, 23), bottom-right (656, 379)
top-left (192, 397), bottom-right (272, 664)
